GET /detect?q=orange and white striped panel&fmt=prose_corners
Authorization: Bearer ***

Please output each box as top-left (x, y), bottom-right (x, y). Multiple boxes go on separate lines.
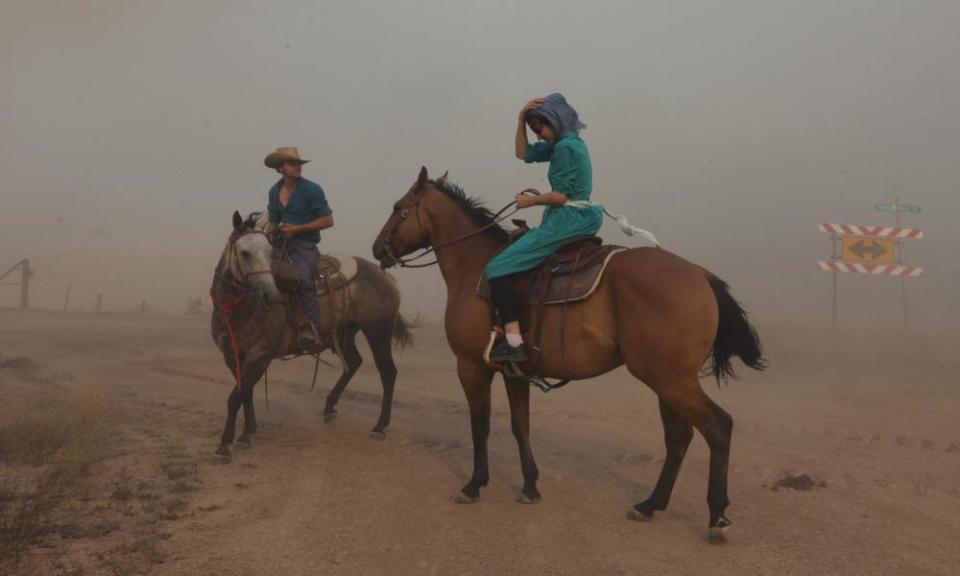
top-left (817, 261), bottom-right (924, 277)
top-left (818, 223), bottom-right (923, 239)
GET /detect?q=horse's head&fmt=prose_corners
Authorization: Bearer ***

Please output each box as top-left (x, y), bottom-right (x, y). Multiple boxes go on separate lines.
top-left (225, 210), bottom-right (280, 304)
top-left (372, 167), bottom-right (446, 269)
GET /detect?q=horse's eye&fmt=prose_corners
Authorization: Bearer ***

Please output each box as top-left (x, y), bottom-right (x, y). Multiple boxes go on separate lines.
top-left (241, 250), bottom-right (251, 258)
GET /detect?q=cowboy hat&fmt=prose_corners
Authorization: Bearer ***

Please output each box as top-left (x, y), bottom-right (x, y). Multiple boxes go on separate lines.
top-left (264, 146), bottom-right (311, 169)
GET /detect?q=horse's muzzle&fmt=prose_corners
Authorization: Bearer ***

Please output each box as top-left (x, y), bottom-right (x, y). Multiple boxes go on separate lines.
top-left (373, 242), bottom-right (398, 270)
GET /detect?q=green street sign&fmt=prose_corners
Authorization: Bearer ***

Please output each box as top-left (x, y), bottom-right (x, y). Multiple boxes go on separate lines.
top-left (875, 202), bottom-right (921, 213)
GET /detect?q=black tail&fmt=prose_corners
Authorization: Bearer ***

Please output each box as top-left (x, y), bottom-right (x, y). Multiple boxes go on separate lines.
top-left (392, 313), bottom-right (417, 350)
top-left (707, 275), bottom-right (766, 384)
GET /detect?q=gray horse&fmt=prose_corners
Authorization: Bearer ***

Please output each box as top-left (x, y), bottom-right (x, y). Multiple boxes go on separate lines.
top-left (211, 211), bottom-right (413, 461)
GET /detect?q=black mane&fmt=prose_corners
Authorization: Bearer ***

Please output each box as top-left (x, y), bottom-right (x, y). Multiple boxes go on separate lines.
top-left (429, 179), bottom-right (511, 243)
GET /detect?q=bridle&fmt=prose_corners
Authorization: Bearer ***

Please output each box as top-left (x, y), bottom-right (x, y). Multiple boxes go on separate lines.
top-left (210, 227), bottom-right (276, 391)
top-left (379, 184), bottom-right (539, 269)
top-left (217, 228), bottom-right (275, 290)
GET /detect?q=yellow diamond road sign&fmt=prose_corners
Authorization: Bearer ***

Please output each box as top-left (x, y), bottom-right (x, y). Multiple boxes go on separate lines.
top-left (841, 236), bottom-right (894, 263)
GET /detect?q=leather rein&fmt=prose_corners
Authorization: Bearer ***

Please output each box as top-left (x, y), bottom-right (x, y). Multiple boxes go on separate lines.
top-left (210, 228), bottom-right (275, 390)
top-left (380, 186), bottom-right (540, 269)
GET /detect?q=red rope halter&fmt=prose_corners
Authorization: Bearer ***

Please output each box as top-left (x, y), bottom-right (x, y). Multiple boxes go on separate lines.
top-left (210, 289), bottom-right (247, 390)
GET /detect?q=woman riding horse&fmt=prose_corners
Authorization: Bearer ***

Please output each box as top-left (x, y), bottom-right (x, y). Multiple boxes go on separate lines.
top-left (487, 93), bottom-right (604, 363)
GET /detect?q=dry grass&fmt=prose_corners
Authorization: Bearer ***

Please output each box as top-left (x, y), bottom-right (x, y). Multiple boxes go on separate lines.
top-left (0, 387), bottom-right (116, 565)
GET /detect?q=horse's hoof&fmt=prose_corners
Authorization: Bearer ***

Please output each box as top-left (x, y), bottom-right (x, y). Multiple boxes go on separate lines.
top-left (234, 440), bottom-right (252, 450)
top-left (708, 517), bottom-right (732, 544)
top-left (213, 448), bottom-right (232, 463)
top-left (454, 491), bottom-right (478, 504)
top-left (516, 491), bottom-right (541, 505)
top-left (369, 430), bottom-right (386, 441)
top-left (627, 506), bottom-right (654, 522)
top-left (323, 411), bottom-right (337, 423)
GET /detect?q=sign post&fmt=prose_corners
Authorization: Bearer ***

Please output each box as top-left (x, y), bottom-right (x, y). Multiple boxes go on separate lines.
top-left (876, 198), bottom-right (921, 327)
top-left (817, 200), bottom-right (923, 326)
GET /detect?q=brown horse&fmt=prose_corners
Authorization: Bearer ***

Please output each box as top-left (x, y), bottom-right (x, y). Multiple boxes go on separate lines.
top-left (372, 168), bottom-right (764, 542)
top-left (211, 211), bottom-right (413, 461)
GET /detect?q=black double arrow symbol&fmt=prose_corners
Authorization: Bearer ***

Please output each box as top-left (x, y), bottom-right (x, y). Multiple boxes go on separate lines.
top-left (848, 239), bottom-right (889, 260)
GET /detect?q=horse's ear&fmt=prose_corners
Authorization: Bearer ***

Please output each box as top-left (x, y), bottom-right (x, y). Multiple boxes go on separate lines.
top-left (436, 171), bottom-right (448, 185)
top-left (232, 210), bottom-right (243, 231)
top-left (416, 166), bottom-right (428, 189)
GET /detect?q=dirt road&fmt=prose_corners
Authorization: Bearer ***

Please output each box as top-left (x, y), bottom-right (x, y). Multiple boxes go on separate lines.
top-left (1, 309), bottom-right (958, 575)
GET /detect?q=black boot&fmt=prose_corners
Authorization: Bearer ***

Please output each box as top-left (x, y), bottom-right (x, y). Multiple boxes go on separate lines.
top-left (297, 324), bottom-right (319, 351)
top-left (489, 341), bottom-right (528, 363)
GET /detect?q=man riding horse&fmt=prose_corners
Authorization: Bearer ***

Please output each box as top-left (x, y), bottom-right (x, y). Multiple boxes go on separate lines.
top-left (263, 146), bottom-right (334, 349)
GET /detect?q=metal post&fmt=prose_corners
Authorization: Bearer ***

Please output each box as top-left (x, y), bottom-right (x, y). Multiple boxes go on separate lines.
top-left (63, 283), bottom-right (71, 312)
top-left (20, 259), bottom-right (30, 310)
top-left (893, 198), bottom-right (908, 328)
top-left (95, 294), bottom-right (103, 313)
top-left (831, 235), bottom-right (839, 325)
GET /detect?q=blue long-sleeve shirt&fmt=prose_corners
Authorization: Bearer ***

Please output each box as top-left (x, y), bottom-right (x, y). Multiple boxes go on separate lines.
top-left (267, 177), bottom-right (332, 243)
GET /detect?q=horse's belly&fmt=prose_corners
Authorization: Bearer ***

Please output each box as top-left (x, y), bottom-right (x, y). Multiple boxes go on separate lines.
top-left (527, 296), bottom-right (622, 380)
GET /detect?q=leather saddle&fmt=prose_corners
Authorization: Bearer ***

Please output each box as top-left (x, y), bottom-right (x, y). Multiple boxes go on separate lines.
top-left (271, 251), bottom-right (358, 296)
top-left (476, 229), bottom-right (625, 374)
top-left (477, 235), bottom-right (625, 306)
top-left (272, 251), bottom-right (359, 351)
top-left (316, 254), bottom-right (358, 297)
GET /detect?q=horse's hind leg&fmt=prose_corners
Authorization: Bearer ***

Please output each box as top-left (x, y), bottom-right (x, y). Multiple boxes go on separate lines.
top-left (504, 376), bottom-right (540, 504)
top-left (366, 320), bottom-right (398, 440)
top-left (455, 358), bottom-right (494, 504)
top-left (322, 324), bottom-right (361, 422)
top-left (629, 398), bottom-right (693, 520)
top-left (652, 380), bottom-right (734, 542)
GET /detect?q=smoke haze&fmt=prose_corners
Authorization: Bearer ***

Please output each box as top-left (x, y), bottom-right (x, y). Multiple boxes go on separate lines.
top-left (2, 1), bottom-right (958, 327)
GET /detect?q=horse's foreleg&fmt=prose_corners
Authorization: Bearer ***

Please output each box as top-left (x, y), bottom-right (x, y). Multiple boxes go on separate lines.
top-left (237, 377), bottom-right (261, 449)
top-left (367, 322), bottom-right (398, 439)
top-left (455, 358), bottom-right (494, 504)
top-left (504, 376), bottom-right (540, 504)
top-left (215, 386), bottom-right (243, 461)
top-left (215, 359), bottom-right (267, 460)
top-left (322, 325), bottom-right (361, 421)
top-left (629, 397), bottom-right (694, 521)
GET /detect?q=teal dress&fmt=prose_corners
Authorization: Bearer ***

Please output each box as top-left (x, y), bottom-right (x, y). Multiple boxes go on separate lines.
top-left (486, 132), bottom-right (603, 279)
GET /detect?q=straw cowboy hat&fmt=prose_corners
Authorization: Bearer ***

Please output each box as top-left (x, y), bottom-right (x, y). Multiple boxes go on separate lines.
top-left (264, 146), bottom-right (311, 169)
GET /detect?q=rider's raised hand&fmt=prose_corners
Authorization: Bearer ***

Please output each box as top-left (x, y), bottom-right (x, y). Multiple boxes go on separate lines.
top-left (520, 97), bottom-right (545, 117)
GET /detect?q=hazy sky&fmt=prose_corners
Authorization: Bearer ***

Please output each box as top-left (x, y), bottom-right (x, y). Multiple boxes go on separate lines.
top-left (2, 1), bottom-right (958, 327)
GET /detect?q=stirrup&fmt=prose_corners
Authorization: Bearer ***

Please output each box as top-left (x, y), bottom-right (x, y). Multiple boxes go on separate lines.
top-left (526, 373), bottom-right (570, 394)
top-left (297, 325), bottom-right (319, 350)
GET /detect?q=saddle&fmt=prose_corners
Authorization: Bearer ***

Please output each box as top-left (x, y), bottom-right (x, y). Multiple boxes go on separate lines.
top-left (477, 236), bottom-right (625, 305)
top-left (477, 234), bottom-right (626, 373)
top-left (316, 254), bottom-right (358, 296)
top-left (272, 250), bottom-right (359, 351)
top-left (272, 252), bottom-right (359, 295)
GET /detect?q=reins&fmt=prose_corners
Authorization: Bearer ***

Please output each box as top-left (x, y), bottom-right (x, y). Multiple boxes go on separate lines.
top-left (210, 228), bottom-right (277, 391)
top-left (212, 227), bottom-right (331, 397)
top-left (383, 187), bottom-right (541, 269)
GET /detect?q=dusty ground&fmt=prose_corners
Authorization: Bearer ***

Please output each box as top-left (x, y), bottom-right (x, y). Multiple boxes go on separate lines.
top-left (1, 308), bottom-right (958, 575)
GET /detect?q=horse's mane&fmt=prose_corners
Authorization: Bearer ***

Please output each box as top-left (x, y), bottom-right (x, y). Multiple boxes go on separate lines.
top-left (430, 179), bottom-right (511, 243)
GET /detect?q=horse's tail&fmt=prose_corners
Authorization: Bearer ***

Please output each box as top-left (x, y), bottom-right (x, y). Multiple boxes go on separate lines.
top-left (393, 312), bottom-right (417, 350)
top-left (707, 274), bottom-right (766, 384)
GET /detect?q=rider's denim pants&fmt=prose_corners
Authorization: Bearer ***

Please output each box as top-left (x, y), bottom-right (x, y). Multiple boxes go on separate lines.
top-left (286, 238), bottom-right (320, 330)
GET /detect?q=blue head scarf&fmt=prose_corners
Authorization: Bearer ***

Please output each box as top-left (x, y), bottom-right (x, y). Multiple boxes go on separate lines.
top-left (529, 93), bottom-right (586, 136)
